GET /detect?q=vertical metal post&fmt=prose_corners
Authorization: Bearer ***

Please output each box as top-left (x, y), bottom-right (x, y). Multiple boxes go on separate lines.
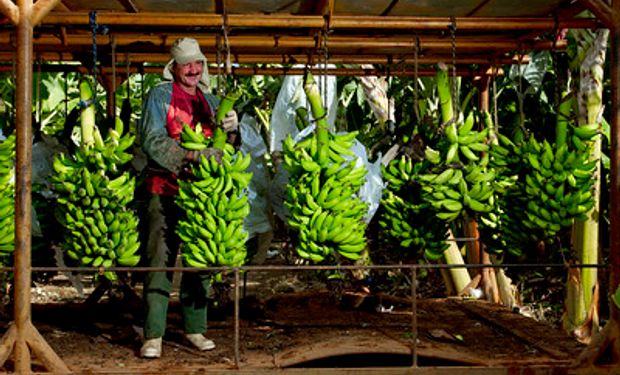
top-left (234, 268), bottom-right (240, 369)
top-left (411, 266), bottom-right (418, 368)
top-left (610, 8), bottom-right (620, 324)
top-left (13, 0), bottom-right (33, 372)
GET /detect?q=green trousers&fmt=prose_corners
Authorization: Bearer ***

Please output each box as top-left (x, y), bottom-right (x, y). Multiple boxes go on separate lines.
top-left (143, 194), bottom-right (210, 339)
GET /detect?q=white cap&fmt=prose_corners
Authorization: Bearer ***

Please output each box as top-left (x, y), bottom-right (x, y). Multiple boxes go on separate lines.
top-left (163, 38), bottom-right (210, 89)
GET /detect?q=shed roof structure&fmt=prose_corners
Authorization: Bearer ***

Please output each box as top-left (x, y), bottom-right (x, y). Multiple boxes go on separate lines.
top-left (0, 0), bottom-right (619, 373)
top-left (0, 0), bottom-right (604, 71)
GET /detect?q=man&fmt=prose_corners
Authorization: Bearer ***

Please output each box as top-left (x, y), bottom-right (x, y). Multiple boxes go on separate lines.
top-left (138, 37), bottom-right (238, 358)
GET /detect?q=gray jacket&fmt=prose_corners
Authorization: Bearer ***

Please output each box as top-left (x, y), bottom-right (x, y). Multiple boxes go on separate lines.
top-left (138, 81), bottom-right (219, 174)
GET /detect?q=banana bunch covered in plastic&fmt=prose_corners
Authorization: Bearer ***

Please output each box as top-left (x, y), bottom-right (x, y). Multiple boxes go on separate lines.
top-left (282, 131), bottom-right (368, 262)
top-left (0, 133), bottom-right (16, 264)
top-left (51, 79), bottom-right (140, 281)
top-left (176, 126), bottom-right (252, 268)
top-left (380, 154), bottom-right (449, 261)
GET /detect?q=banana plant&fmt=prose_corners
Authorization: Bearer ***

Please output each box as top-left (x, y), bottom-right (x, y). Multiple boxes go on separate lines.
top-left (563, 28), bottom-right (609, 343)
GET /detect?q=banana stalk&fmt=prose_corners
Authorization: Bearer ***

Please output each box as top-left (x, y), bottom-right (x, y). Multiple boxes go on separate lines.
top-left (215, 88), bottom-right (242, 125)
top-left (436, 62), bottom-right (454, 124)
top-left (555, 92), bottom-right (572, 146)
top-left (444, 229), bottom-right (471, 295)
top-left (435, 63), bottom-right (472, 294)
top-left (565, 29), bottom-right (608, 341)
top-left (79, 78), bottom-right (96, 150)
top-left (303, 71), bottom-right (330, 164)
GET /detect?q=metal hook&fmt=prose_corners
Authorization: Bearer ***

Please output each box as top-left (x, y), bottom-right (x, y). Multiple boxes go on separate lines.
top-left (221, 4), bottom-right (232, 77)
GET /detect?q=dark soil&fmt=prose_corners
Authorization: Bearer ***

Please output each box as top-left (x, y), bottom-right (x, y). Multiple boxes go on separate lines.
top-left (0, 263), bottom-right (585, 373)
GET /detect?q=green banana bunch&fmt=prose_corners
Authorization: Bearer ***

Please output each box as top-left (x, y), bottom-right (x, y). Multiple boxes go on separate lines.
top-left (521, 137), bottom-right (596, 234)
top-left (51, 79), bottom-right (140, 281)
top-left (443, 111), bottom-right (491, 164)
top-left (417, 68), bottom-right (498, 224)
top-left (488, 132), bottom-right (523, 169)
top-left (380, 154), bottom-right (449, 261)
top-left (279, 71), bottom-right (369, 264)
top-left (416, 111), bottom-right (497, 223)
top-left (282, 131), bottom-right (369, 263)
top-left (0, 133), bottom-right (16, 264)
top-left (176, 126), bottom-right (253, 269)
top-left (481, 131), bottom-right (596, 256)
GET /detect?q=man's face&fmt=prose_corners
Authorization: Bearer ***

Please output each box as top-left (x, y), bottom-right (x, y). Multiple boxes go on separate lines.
top-left (172, 60), bottom-right (204, 92)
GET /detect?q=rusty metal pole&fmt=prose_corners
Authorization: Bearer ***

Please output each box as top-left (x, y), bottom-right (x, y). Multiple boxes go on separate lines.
top-left (410, 266), bottom-right (418, 368)
top-left (234, 268), bottom-right (240, 369)
top-left (14, 0), bottom-right (33, 372)
top-left (610, 7), bottom-right (620, 325)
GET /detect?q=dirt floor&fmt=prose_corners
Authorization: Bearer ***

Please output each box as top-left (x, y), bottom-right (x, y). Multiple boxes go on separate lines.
top-left (0, 258), bottom-right (588, 374)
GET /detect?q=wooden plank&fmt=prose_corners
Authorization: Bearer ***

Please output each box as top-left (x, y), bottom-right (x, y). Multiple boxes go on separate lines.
top-left (0, 0), bottom-right (19, 25)
top-left (451, 300), bottom-right (584, 360)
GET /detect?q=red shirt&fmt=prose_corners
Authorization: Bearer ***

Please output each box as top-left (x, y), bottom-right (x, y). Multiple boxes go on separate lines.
top-left (166, 83), bottom-right (214, 140)
top-left (146, 82), bottom-right (215, 196)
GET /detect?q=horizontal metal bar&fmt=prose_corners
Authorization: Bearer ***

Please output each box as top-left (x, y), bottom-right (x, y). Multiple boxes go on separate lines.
top-left (0, 33), bottom-right (568, 52)
top-left (0, 263), bottom-right (608, 274)
top-left (36, 12), bottom-right (601, 31)
top-left (0, 53), bottom-right (523, 70)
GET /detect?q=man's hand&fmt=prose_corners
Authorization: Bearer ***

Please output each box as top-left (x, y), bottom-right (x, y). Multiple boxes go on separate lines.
top-left (188, 148), bottom-right (223, 163)
top-left (221, 110), bottom-right (238, 133)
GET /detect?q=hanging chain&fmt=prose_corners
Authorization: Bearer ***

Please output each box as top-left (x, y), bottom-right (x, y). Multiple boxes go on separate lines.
top-left (64, 71), bottom-right (69, 116)
top-left (449, 17), bottom-right (460, 119)
top-left (89, 11), bottom-right (98, 91)
top-left (216, 34), bottom-right (222, 95)
top-left (88, 11), bottom-right (108, 107)
top-left (125, 52), bottom-right (131, 98)
top-left (111, 35), bottom-right (117, 120)
top-left (516, 48), bottom-right (529, 137)
top-left (413, 36), bottom-right (420, 123)
top-left (36, 56), bottom-right (42, 125)
top-left (139, 64), bottom-right (145, 104)
top-left (321, 15), bottom-right (331, 113)
top-left (492, 63), bottom-right (498, 133)
top-left (11, 43), bottom-right (17, 124)
top-left (386, 63), bottom-right (391, 127)
top-left (551, 17), bottom-right (564, 124)
top-left (10, 33), bottom-right (15, 124)
top-left (222, 6), bottom-right (233, 90)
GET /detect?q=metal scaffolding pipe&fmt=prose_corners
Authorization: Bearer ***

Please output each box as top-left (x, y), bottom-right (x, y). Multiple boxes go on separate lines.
top-left (0, 52), bottom-right (526, 66)
top-left (0, 64), bottom-right (505, 77)
top-left (0, 0), bottom-right (70, 373)
top-left (0, 33), bottom-right (568, 53)
top-left (37, 12), bottom-right (600, 31)
top-left (610, 11), bottom-right (620, 324)
top-left (13, 0), bottom-right (34, 370)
